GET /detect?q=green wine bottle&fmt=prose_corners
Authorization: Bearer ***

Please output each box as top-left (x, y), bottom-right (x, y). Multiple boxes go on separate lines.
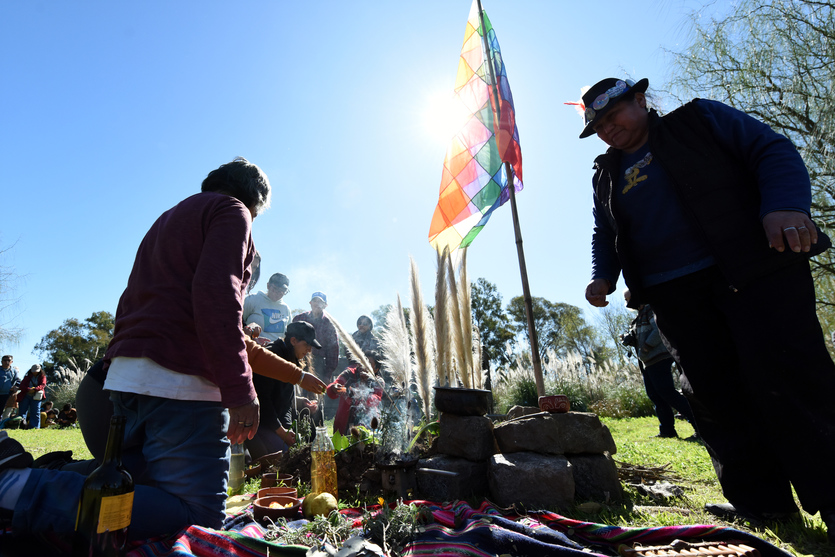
top-left (73, 415), bottom-right (135, 557)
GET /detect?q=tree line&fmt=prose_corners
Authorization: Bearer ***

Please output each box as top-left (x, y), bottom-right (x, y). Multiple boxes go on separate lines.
top-left (30, 277), bottom-right (636, 383)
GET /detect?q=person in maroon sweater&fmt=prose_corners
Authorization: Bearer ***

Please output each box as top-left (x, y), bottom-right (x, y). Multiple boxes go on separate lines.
top-left (0, 157), bottom-right (273, 541)
top-left (293, 291), bottom-right (340, 418)
top-left (326, 350), bottom-right (383, 436)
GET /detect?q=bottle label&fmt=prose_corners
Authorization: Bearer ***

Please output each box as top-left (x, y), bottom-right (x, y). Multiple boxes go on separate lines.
top-left (97, 492), bottom-right (134, 534)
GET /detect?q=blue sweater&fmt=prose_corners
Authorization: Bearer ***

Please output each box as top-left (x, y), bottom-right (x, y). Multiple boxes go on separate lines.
top-left (591, 99), bottom-right (812, 292)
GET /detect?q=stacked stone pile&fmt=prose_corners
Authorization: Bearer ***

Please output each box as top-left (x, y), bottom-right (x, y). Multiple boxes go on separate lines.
top-left (417, 404), bottom-right (623, 509)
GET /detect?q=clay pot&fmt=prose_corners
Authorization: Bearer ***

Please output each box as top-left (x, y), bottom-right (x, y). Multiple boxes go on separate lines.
top-left (260, 473), bottom-right (277, 488)
top-left (254, 451), bottom-right (283, 469)
top-left (253, 495), bottom-right (301, 521)
top-left (433, 386), bottom-right (492, 416)
top-left (276, 473), bottom-right (296, 486)
top-left (538, 394), bottom-right (570, 413)
top-left (243, 462), bottom-right (261, 479)
top-left (257, 486), bottom-right (298, 500)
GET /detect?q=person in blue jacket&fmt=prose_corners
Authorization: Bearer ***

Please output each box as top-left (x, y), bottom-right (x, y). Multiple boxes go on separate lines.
top-left (580, 77), bottom-right (835, 540)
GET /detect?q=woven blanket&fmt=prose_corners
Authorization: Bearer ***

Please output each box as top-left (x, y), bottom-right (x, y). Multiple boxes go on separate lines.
top-left (121, 500), bottom-right (791, 557)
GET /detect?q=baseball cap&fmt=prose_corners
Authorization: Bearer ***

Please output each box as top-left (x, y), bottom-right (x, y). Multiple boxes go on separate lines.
top-left (310, 291), bottom-right (327, 304)
top-left (286, 321), bottom-right (322, 349)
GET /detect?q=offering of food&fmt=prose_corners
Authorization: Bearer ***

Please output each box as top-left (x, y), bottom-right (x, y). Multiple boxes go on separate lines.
top-left (253, 495), bottom-right (301, 521)
top-left (302, 491), bottom-right (338, 519)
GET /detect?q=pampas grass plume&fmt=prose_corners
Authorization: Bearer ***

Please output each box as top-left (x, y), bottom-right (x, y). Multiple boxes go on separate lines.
top-left (434, 247), bottom-right (451, 386)
top-left (409, 256), bottom-right (436, 419)
top-left (379, 294), bottom-right (412, 390)
top-left (446, 250), bottom-right (468, 388)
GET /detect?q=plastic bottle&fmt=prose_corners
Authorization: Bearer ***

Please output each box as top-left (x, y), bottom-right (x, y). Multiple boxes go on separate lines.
top-left (310, 426), bottom-right (338, 499)
top-left (227, 443), bottom-right (246, 496)
top-left (73, 415), bottom-right (134, 557)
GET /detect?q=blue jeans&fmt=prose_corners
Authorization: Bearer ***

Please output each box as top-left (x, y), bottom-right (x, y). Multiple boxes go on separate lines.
top-left (13, 392), bottom-right (232, 541)
top-left (17, 396), bottom-right (41, 429)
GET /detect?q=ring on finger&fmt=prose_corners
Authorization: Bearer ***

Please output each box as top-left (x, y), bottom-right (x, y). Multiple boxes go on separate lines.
top-left (783, 226), bottom-right (797, 231)
top-left (798, 226), bottom-right (809, 231)
top-left (244, 422), bottom-right (254, 427)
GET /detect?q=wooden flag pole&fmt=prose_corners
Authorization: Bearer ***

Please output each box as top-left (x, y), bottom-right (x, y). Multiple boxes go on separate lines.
top-left (504, 162), bottom-right (545, 397)
top-left (476, 0), bottom-right (545, 397)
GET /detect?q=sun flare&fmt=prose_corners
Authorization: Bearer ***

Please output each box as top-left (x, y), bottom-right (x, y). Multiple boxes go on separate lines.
top-left (421, 90), bottom-right (471, 148)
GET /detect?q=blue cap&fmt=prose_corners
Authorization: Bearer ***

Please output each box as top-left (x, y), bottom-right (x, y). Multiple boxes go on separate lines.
top-left (310, 291), bottom-right (327, 304)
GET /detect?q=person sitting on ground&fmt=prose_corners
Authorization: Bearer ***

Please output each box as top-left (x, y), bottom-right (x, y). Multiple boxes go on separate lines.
top-left (326, 350), bottom-right (384, 436)
top-left (0, 414), bottom-right (24, 430)
top-left (44, 410), bottom-right (57, 428)
top-left (39, 401), bottom-right (54, 429)
top-left (55, 403), bottom-right (77, 427)
top-left (2, 385), bottom-right (18, 422)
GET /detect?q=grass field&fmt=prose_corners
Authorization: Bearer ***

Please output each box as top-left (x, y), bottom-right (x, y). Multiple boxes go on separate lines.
top-left (7, 417), bottom-right (833, 556)
top-left (603, 417), bottom-right (832, 557)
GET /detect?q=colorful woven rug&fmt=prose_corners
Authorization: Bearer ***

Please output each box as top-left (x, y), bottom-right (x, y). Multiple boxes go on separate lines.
top-left (121, 499), bottom-right (791, 557)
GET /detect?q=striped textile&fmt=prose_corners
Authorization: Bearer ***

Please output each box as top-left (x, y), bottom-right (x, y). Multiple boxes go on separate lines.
top-left (116, 500), bottom-right (790, 557)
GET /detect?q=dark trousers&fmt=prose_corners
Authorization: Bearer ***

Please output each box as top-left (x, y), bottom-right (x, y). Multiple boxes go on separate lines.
top-left (641, 358), bottom-right (696, 436)
top-left (647, 261), bottom-right (835, 515)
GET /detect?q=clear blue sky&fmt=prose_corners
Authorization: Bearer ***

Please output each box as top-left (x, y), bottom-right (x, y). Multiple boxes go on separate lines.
top-left (0, 0), bottom-right (713, 373)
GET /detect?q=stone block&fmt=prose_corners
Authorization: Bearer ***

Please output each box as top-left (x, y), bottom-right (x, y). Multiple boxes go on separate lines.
top-left (493, 412), bottom-right (617, 455)
top-left (416, 455), bottom-right (489, 501)
top-left (505, 405), bottom-right (543, 420)
top-left (566, 453), bottom-right (623, 502)
top-left (488, 452), bottom-right (574, 510)
top-left (438, 413), bottom-right (496, 461)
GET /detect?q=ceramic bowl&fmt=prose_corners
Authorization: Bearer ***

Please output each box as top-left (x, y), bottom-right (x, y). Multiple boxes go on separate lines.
top-left (260, 472), bottom-right (277, 488)
top-left (243, 462), bottom-right (262, 479)
top-left (538, 394), bottom-right (570, 413)
top-left (253, 495), bottom-right (301, 521)
top-left (257, 486), bottom-right (298, 500)
top-left (254, 451), bottom-right (283, 469)
top-left (276, 473), bottom-right (296, 486)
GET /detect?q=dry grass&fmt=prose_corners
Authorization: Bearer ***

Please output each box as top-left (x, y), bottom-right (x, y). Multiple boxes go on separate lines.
top-left (492, 350), bottom-right (654, 417)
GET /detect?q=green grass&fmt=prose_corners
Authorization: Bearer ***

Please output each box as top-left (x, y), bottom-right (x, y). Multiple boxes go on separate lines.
top-left (6, 426), bottom-right (93, 461)
top-left (603, 417), bottom-right (833, 557)
top-left (7, 418), bottom-right (833, 556)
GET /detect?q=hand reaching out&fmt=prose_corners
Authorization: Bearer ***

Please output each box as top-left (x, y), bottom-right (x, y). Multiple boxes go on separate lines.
top-left (299, 372), bottom-right (326, 395)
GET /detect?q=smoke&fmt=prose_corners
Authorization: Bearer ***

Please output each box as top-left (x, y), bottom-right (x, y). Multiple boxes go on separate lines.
top-left (378, 392), bottom-right (415, 461)
top-left (347, 381), bottom-right (382, 429)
